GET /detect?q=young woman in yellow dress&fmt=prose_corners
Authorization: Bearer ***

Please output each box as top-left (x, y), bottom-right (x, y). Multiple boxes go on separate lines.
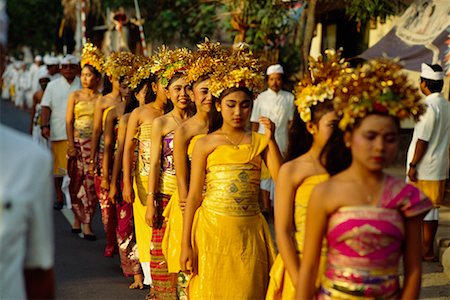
top-left (66, 43), bottom-right (103, 238)
top-left (145, 47), bottom-right (193, 299)
top-left (122, 57), bottom-right (168, 288)
top-left (180, 47), bottom-right (283, 299)
top-left (266, 50), bottom-right (345, 300)
top-left (297, 59), bottom-right (432, 299)
top-left (162, 40), bottom-right (225, 299)
top-left (89, 51), bottom-right (137, 255)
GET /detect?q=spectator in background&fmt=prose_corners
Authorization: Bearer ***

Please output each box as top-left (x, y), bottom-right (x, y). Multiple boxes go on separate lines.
top-left (41, 54), bottom-right (81, 210)
top-left (407, 63), bottom-right (450, 261)
top-left (250, 64), bottom-right (295, 217)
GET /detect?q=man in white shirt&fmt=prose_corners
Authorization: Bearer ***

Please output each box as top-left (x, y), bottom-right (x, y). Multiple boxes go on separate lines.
top-left (406, 63), bottom-right (450, 261)
top-left (0, 124), bottom-right (55, 299)
top-left (251, 64), bottom-right (295, 217)
top-left (41, 54), bottom-right (81, 210)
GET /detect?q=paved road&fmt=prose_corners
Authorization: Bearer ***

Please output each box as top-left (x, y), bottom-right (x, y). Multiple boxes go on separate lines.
top-left (1, 98), bottom-right (449, 299)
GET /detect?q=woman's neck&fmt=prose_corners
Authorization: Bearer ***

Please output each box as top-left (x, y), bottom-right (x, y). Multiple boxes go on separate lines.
top-left (220, 123), bottom-right (246, 134)
top-left (193, 111), bottom-right (209, 125)
top-left (347, 162), bottom-right (384, 183)
top-left (171, 106), bottom-right (189, 120)
top-left (307, 142), bottom-right (323, 160)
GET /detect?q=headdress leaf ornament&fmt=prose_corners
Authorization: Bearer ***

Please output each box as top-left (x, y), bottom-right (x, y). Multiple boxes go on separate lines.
top-left (208, 44), bottom-right (264, 98)
top-left (103, 51), bottom-right (136, 81)
top-left (128, 55), bottom-right (153, 90)
top-left (294, 49), bottom-right (349, 122)
top-left (334, 58), bottom-right (426, 130)
top-left (186, 38), bottom-right (227, 84)
top-left (81, 43), bottom-right (104, 73)
top-left (151, 46), bottom-right (192, 88)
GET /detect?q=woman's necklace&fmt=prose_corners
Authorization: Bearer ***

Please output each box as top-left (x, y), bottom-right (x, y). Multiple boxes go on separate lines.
top-left (171, 112), bottom-right (181, 126)
top-left (221, 129), bottom-right (246, 149)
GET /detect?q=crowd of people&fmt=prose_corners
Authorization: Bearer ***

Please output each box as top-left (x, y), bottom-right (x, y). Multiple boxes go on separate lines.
top-left (2, 37), bottom-right (449, 299)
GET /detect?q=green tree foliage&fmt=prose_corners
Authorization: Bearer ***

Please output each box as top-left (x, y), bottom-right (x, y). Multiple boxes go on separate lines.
top-left (6, 0), bottom-right (62, 53)
top-left (344, 0), bottom-right (407, 23)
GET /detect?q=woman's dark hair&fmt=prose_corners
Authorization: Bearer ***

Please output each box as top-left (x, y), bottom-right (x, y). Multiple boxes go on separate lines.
top-left (167, 72), bottom-right (184, 88)
top-left (102, 74), bottom-right (112, 95)
top-left (83, 64), bottom-right (102, 78)
top-left (320, 112), bottom-right (400, 175)
top-left (420, 64), bottom-right (444, 93)
top-left (132, 75), bottom-right (157, 105)
top-left (286, 101), bottom-right (335, 161)
top-left (124, 92), bottom-right (139, 114)
top-left (209, 86), bottom-right (253, 132)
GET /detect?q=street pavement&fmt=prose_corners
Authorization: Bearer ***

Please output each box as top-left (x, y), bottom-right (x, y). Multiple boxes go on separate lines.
top-left (1, 98), bottom-right (449, 299)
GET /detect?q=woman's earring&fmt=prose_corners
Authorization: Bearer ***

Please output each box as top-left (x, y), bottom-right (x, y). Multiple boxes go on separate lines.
top-left (345, 142), bottom-right (351, 148)
top-left (217, 107), bottom-right (221, 112)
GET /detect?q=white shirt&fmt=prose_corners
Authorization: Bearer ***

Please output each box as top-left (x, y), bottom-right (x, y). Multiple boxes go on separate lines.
top-left (250, 89), bottom-right (295, 155)
top-left (41, 76), bottom-right (81, 141)
top-left (407, 92), bottom-right (450, 180)
top-left (0, 125), bottom-right (54, 299)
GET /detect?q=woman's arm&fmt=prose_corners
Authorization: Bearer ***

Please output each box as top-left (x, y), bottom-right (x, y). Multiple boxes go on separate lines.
top-left (122, 109), bottom-right (140, 203)
top-left (400, 214), bottom-right (424, 299)
top-left (296, 186), bottom-right (328, 299)
top-left (173, 126), bottom-right (191, 212)
top-left (260, 116), bottom-right (283, 181)
top-left (109, 116), bottom-right (128, 203)
top-left (275, 163), bottom-right (302, 284)
top-left (89, 98), bottom-right (105, 173)
top-left (145, 117), bottom-right (164, 227)
top-left (180, 138), bottom-right (209, 275)
top-left (65, 93), bottom-right (76, 158)
top-left (101, 109), bottom-right (115, 191)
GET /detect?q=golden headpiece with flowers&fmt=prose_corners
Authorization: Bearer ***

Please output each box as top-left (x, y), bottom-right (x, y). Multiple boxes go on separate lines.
top-left (103, 51), bottom-right (136, 81)
top-left (334, 58), bottom-right (426, 131)
top-left (128, 55), bottom-right (153, 90)
top-left (151, 46), bottom-right (192, 88)
top-left (208, 44), bottom-right (264, 98)
top-left (294, 49), bottom-right (349, 123)
top-left (81, 43), bottom-right (104, 73)
top-left (186, 38), bottom-right (227, 84)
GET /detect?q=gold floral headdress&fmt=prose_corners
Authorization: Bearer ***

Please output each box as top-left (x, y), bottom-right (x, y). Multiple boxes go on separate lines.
top-left (186, 38), bottom-right (227, 84)
top-left (128, 55), bottom-right (153, 90)
top-left (151, 46), bottom-right (192, 88)
top-left (334, 58), bottom-right (426, 130)
top-left (208, 44), bottom-right (264, 98)
top-left (81, 43), bottom-right (104, 73)
top-left (103, 51), bottom-right (136, 81)
top-left (294, 49), bottom-right (349, 123)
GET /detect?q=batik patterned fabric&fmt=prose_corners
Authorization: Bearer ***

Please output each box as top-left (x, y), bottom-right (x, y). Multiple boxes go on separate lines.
top-left (95, 105), bottom-right (117, 250)
top-left (69, 99), bottom-right (96, 224)
top-left (188, 132), bottom-right (276, 299)
top-left (115, 178), bottom-right (141, 276)
top-left (266, 174), bottom-right (329, 300)
top-left (318, 175), bottom-right (431, 299)
top-left (150, 131), bottom-right (177, 299)
top-left (132, 121), bottom-right (153, 264)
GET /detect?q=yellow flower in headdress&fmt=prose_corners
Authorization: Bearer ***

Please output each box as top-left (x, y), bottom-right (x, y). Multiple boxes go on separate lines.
top-left (81, 43), bottom-right (104, 73)
top-left (208, 45), bottom-right (264, 98)
top-left (294, 49), bottom-right (349, 123)
top-left (186, 38), bottom-right (227, 84)
top-left (334, 58), bottom-right (426, 131)
top-left (103, 51), bottom-right (137, 81)
top-left (128, 56), bottom-right (153, 90)
top-left (151, 46), bottom-right (192, 88)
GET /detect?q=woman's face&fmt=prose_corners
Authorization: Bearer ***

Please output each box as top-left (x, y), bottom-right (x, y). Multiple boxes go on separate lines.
top-left (310, 111), bottom-right (338, 148)
top-left (189, 79), bottom-right (212, 113)
top-left (80, 66), bottom-right (99, 89)
top-left (165, 76), bottom-right (191, 109)
top-left (135, 83), bottom-right (148, 104)
top-left (217, 90), bottom-right (252, 129)
top-left (346, 114), bottom-right (399, 171)
top-left (119, 80), bottom-right (130, 99)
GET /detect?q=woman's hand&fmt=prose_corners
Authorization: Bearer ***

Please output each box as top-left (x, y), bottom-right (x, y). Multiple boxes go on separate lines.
top-left (122, 182), bottom-right (134, 203)
top-left (101, 177), bottom-right (110, 190)
top-left (180, 245), bottom-right (197, 275)
top-left (145, 201), bottom-right (155, 227)
top-left (67, 146), bottom-right (77, 158)
top-left (259, 116), bottom-right (276, 140)
top-left (108, 184), bottom-right (117, 204)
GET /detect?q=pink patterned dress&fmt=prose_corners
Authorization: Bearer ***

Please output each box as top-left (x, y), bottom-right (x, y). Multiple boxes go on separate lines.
top-left (318, 175), bottom-right (431, 299)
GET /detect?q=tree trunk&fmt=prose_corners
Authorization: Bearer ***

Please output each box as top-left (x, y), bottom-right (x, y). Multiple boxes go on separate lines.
top-left (302, 0), bottom-right (317, 76)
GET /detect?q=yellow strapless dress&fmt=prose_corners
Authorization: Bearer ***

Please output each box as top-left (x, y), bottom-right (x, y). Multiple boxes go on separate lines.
top-left (188, 132), bottom-right (276, 299)
top-left (266, 174), bottom-right (329, 300)
top-left (74, 99), bottom-right (95, 138)
top-left (162, 134), bottom-right (205, 274)
top-left (132, 121), bottom-right (153, 263)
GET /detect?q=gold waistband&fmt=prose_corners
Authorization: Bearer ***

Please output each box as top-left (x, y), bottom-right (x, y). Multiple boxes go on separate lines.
top-left (159, 172), bottom-right (177, 195)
